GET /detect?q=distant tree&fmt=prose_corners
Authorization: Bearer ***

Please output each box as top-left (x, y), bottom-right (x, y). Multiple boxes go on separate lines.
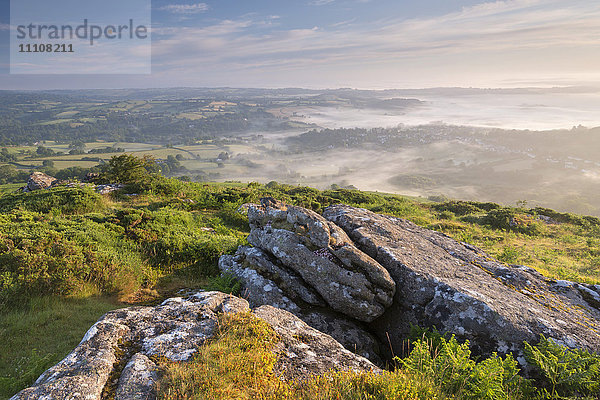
top-left (100, 154), bottom-right (158, 184)
top-left (0, 164), bottom-right (17, 184)
top-left (0, 147), bottom-right (16, 162)
top-left (175, 154), bottom-right (184, 161)
top-left (0, 164), bottom-right (29, 184)
top-left (68, 140), bottom-right (86, 155)
top-left (36, 146), bottom-right (56, 157)
top-left (42, 160), bottom-right (55, 168)
top-left (69, 140), bottom-right (86, 151)
top-left (55, 166), bottom-right (100, 181)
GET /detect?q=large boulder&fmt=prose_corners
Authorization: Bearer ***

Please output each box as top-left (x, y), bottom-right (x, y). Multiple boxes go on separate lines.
top-left (245, 198), bottom-right (395, 322)
top-left (21, 172), bottom-right (58, 192)
top-left (323, 205), bottom-right (600, 361)
top-left (11, 291), bottom-right (379, 400)
top-left (220, 246), bottom-right (383, 362)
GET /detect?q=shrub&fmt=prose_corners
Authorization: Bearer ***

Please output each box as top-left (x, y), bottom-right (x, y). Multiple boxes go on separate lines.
top-left (497, 246), bottom-right (521, 264)
top-left (205, 274), bottom-right (242, 296)
top-left (524, 335), bottom-right (600, 398)
top-left (0, 186), bottom-right (104, 215)
top-left (0, 210), bottom-right (153, 311)
top-left (99, 154), bottom-right (159, 189)
top-left (399, 335), bottom-right (532, 399)
top-left (483, 209), bottom-right (544, 236)
top-left (433, 201), bottom-right (501, 216)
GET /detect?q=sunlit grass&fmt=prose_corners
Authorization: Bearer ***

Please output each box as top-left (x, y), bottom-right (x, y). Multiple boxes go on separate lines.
top-left (0, 296), bottom-right (121, 399)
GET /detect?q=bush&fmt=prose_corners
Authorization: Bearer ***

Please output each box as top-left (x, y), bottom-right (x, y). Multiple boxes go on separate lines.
top-left (524, 335), bottom-right (600, 398)
top-left (433, 201), bottom-right (501, 216)
top-left (0, 186), bottom-right (104, 214)
top-left (205, 274), bottom-right (242, 296)
top-left (99, 154), bottom-right (159, 188)
top-left (497, 246), bottom-right (521, 264)
top-left (483, 209), bottom-right (544, 236)
top-left (0, 210), bottom-right (153, 311)
top-left (399, 335), bottom-right (532, 399)
top-left (119, 207), bottom-right (246, 275)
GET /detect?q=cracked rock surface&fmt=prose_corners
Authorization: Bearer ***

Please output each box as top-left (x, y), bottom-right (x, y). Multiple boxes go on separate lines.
top-left (246, 198), bottom-right (396, 322)
top-left (11, 291), bottom-right (379, 400)
top-left (220, 246), bottom-right (383, 363)
top-left (323, 204), bottom-right (600, 360)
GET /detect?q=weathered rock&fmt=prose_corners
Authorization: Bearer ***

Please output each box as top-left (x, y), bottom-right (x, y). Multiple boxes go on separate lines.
top-left (297, 309), bottom-right (382, 364)
top-left (246, 198), bottom-right (395, 322)
top-left (12, 291), bottom-right (380, 400)
top-left (253, 305), bottom-right (381, 382)
top-left (220, 246), bottom-right (382, 362)
top-left (219, 246), bottom-right (382, 363)
top-left (96, 183), bottom-right (124, 194)
top-left (11, 292), bottom-right (249, 400)
top-left (21, 172), bottom-right (57, 192)
top-left (323, 205), bottom-right (600, 361)
top-left (220, 251), bottom-right (300, 312)
top-left (221, 246), bottom-right (324, 310)
top-left (115, 353), bottom-right (158, 400)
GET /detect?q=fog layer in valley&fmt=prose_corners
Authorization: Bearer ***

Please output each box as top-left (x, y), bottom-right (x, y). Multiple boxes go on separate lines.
top-left (4, 87), bottom-right (600, 216)
top-left (208, 88), bottom-right (600, 216)
top-left (287, 88), bottom-right (600, 131)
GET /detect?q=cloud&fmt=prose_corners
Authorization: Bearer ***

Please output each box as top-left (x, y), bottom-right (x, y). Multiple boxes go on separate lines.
top-left (309, 0), bottom-right (335, 5)
top-left (149, 0), bottom-right (600, 88)
top-left (159, 3), bottom-right (209, 14)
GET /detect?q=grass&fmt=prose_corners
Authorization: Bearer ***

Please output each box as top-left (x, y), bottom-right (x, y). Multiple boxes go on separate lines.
top-left (157, 312), bottom-right (447, 400)
top-left (0, 296), bottom-right (120, 399)
top-left (425, 210), bottom-right (600, 284)
top-left (157, 312), bottom-right (540, 400)
top-left (0, 184), bottom-right (21, 194)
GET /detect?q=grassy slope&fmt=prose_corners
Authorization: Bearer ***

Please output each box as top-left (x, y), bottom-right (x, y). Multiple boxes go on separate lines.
top-left (1, 178), bottom-right (600, 398)
top-left (0, 297), bottom-right (119, 398)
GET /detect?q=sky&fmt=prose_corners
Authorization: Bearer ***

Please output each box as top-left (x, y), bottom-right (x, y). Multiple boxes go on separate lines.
top-left (0, 0), bottom-right (599, 90)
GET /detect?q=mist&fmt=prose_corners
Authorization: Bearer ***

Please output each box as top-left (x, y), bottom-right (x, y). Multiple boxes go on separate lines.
top-left (287, 89), bottom-right (600, 131)
top-left (191, 88), bottom-right (600, 216)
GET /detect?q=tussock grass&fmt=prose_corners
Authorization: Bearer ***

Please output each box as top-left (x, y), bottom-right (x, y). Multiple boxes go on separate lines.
top-left (157, 312), bottom-right (447, 400)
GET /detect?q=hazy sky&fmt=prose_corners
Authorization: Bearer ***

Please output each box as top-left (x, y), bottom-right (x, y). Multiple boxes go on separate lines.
top-left (1, 0), bottom-right (599, 89)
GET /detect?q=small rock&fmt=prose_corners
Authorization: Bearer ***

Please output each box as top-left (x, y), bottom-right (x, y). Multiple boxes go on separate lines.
top-left (21, 172), bottom-right (57, 192)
